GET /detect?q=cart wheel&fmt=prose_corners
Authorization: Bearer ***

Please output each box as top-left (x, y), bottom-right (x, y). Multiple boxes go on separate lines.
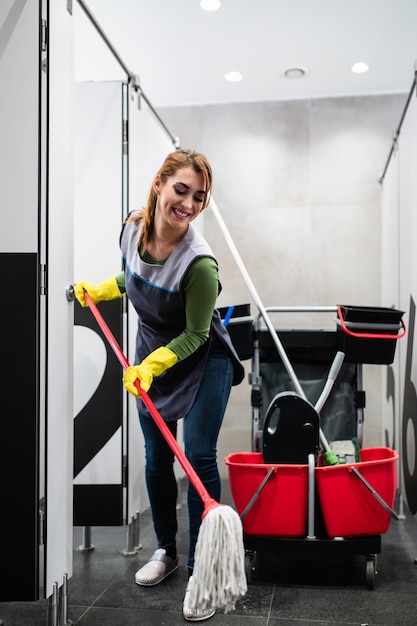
top-left (244, 550), bottom-right (258, 583)
top-left (365, 556), bottom-right (376, 590)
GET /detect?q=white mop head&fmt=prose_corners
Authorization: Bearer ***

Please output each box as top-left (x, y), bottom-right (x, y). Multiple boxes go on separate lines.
top-left (187, 504), bottom-right (247, 613)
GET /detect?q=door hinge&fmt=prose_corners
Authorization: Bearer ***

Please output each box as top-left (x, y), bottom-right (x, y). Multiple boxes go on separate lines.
top-left (38, 497), bottom-right (45, 546)
top-left (122, 454), bottom-right (127, 487)
top-left (41, 19), bottom-right (48, 53)
top-left (39, 264), bottom-right (47, 296)
top-left (41, 18), bottom-right (48, 73)
top-left (123, 120), bottom-right (128, 155)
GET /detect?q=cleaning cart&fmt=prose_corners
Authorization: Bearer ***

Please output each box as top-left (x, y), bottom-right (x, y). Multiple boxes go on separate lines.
top-left (225, 304), bottom-right (404, 590)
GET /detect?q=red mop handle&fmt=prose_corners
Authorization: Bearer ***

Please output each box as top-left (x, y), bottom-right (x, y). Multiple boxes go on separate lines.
top-left (83, 291), bottom-right (217, 513)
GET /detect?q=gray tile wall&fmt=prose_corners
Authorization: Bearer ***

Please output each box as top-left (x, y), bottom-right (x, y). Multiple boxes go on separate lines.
top-left (159, 93), bottom-right (406, 476)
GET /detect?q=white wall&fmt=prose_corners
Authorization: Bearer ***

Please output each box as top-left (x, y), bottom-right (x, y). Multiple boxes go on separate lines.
top-left (381, 88), bottom-right (417, 514)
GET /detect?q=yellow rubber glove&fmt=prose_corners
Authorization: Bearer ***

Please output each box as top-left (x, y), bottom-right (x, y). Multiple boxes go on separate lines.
top-left (74, 276), bottom-right (122, 308)
top-left (123, 347), bottom-right (178, 396)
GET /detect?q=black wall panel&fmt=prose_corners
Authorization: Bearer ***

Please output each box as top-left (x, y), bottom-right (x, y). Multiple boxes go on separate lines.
top-left (73, 299), bottom-right (123, 526)
top-left (0, 252), bottom-right (39, 600)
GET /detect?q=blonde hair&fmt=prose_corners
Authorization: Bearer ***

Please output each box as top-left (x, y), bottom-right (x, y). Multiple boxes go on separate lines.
top-left (127, 148), bottom-right (213, 252)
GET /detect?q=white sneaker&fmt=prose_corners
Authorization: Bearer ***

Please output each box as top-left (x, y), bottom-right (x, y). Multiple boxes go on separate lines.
top-left (135, 548), bottom-right (178, 586)
top-left (182, 576), bottom-right (215, 622)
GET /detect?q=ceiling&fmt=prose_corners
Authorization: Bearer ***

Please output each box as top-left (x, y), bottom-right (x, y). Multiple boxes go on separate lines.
top-left (74, 0), bottom-right (417, 109)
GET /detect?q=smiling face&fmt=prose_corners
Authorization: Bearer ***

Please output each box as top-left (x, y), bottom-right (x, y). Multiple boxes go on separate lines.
top-left (153, 166), bottom-right (207, 231)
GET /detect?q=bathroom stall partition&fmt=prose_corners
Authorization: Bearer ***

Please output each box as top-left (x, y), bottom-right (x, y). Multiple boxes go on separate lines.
top-left (0, 0), bottom-right (74, 602)
top-left (73, 79), bottom-right (175, 530)
top-left (0, 0), bottom-right (176, 606)
top-left (73, 81), bottom-right (126, 528)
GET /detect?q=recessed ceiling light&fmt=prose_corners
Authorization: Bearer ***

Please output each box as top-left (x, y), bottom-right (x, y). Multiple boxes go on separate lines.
top-left (200, 0), bottom-right (221, 10)
top-left (351, 62), bottom-right (369, 74)
top-left (225, 71), bottom-right (243, 82)
top-left (283, 67), bottom-right (306, 79)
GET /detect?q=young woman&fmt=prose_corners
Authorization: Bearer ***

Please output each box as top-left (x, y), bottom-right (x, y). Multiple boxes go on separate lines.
top-left (74, 148), bottom-right (244, 621)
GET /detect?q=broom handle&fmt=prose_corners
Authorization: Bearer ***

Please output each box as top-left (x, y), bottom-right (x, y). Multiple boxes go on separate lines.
top-left (209, 199), bottom-right (305, 398)
top-left (209, 199), bottom-right (334, 452)
top-left (83, 292), bottom-right (215, 509)
top-left (210, 198), bottom-right (307, 400)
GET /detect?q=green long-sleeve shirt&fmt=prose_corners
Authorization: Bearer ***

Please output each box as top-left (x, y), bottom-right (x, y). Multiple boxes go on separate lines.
top-left (116, 255), bottom-right (219, 361)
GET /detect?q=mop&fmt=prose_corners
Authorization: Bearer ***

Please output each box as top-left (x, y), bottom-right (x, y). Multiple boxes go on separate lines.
top-left (82, 291), bottom-right (247, 613)
top-left (209, 199), bottom-right (339, 465)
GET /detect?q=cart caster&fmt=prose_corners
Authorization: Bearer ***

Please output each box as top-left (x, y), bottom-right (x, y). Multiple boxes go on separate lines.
top-left (365, 555), bottom-right (376, 589)
top-left (244, 550), bottom-right (259, 583)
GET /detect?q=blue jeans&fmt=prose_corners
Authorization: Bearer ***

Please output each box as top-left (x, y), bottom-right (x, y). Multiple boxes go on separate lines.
top-left (138, 344), bottom-right (234, 570)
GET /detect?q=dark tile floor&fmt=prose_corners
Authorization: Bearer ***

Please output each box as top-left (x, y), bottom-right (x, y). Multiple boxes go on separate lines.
top-left (1, 484), bottom-right (417, 625)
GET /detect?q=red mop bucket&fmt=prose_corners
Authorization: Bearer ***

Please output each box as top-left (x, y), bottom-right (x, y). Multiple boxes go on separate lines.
top-left (225, 452), bottom-right (309, 537)
top-left (315, 447), bottom-right (399, 537)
